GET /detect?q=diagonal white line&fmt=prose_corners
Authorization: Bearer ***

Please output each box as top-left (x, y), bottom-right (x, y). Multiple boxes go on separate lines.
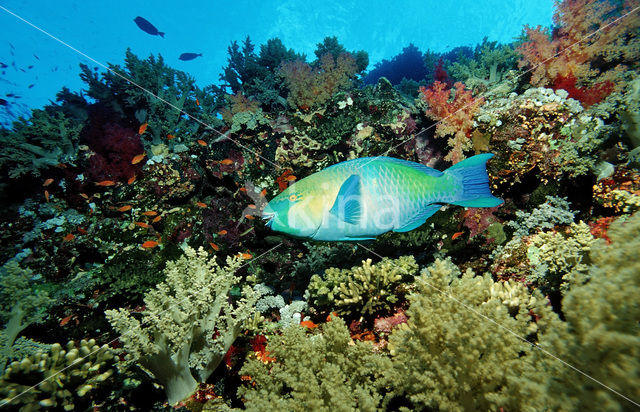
top-left (354, 5), bottom-right (640, 172)
top-left (0, 4), bottom-right (283, 171)
top-left (0, 242), bottom-right (283, 408)
top-left (356, 242), bottom-right (640, 409)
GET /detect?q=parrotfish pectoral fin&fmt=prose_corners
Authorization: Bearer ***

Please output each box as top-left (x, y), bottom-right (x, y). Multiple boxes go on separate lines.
top-left (446, 154), bottom-right (504, 208)
top-left (329, 174), bottom-right (362, 224)
top-left (394, 204), bottom-right (442, 232)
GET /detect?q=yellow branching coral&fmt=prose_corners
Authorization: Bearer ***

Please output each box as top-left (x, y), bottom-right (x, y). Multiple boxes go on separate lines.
top-left (105, 247), bottom-right (262, 405)
top-left (530, 212), bottom-right (640, 411)
top-left (385, 258), bottom-right (555, 411)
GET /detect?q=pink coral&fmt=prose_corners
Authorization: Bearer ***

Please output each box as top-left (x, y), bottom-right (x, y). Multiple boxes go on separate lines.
top-left (419, 81), bottom-right (485, 164)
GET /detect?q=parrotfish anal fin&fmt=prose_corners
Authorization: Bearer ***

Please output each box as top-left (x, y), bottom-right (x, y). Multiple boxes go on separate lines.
top-left (393, 204), bottom-right (441, 233)
top-left (329, 174), bottom-right (362, 225)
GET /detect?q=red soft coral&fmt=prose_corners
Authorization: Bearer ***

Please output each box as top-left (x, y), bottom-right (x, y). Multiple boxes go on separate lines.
top-left (517, 0), bottom-right (639, 98)
top-left (419, 81), bottom-right (484, 164)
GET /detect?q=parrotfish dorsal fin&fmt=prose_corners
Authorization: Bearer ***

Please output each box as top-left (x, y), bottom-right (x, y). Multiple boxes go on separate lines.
top-left (393, 204), bottom-right (442, 232)
top-left (329, 174), bottom-right (362, 224)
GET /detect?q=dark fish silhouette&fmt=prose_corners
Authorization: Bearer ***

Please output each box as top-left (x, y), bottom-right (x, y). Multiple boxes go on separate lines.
top-left (134, 16), bottom-right (164, 38)
top-left (0, 62), bottom-right (7, 68)
top-left (179, 53), bottom-right (202, 61)
top-left (0, 99), bottom-right (7, 106)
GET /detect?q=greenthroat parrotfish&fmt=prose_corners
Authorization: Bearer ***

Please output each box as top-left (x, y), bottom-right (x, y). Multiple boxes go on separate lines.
top-left (262, 154), bottom-right (503, 241)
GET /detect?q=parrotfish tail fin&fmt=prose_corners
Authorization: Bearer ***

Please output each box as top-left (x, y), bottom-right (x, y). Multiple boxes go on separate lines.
top-left (158, 32), bottom-right (165, 38)
top-left (445, 154), bottom-right (503, 208)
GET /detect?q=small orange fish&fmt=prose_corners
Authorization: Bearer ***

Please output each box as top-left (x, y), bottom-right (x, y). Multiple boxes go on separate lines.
top-left (237, 252), bottom-right (252, 260)
top-left (127, 175), bottom-right (136, 185)
top-left (451, 231), bottom-right (464, 240)
top-left (134, 222), bottom-right (151, 229)
top-left (209, 242), bottom-right (220, 251)
top-left (141, 240), bottom-right (159, 249)
top-left (239, 187), bottom-right (247, 193)
top-left (195, 201), bottom-right (207, 208)
top-left (245, 214), bottom-right (255, 220)
top-left (285, 175), bottom-right (297, 181)
top-left (151, 215), bottom-right (162, 223)
top-left (142, 211), bottom-right (158, 216)
top-left (118, 205), bottom-right (133, 212)
top-left (96, 180), bottom-right (116, 187)
top-left (300, 320), bottom-right (318, 329)
top-left (63, 233), bottom-right (75, 242)
top-left (196, 98), bottom-right (200, 106)
top-left (79, 193), bottom-right (89, 200)
top-left (77, 227), bottom-right (88, 235)
top-left (59, 315), bottom-right (72, 326)
top-left (167, 134), bottom-right (176, 140)
top-left (248, 204), bottom-right (256, 209)
top-left (326, 311), bottom-right (338, 322)
top-left (217, 230), bottom-right (227, 236)
top-left (43, 178), bottom-right (54, 187)
top-left (44, 190), bottom-right (50, 202)
top-left (220, 159), bottom-right (233, 165)
top-left (138, 122), bottom-right (148, 135)
top-left (131, 153), bottom-right (146, 165)
top-left (260, 188), bottom-right (267, 197)
top-left (197, 139), bottom-right (207, 146)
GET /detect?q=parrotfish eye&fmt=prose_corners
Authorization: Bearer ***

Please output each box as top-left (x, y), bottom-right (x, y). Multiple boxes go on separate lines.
top-left (288, 194), bottom-right (302, 202)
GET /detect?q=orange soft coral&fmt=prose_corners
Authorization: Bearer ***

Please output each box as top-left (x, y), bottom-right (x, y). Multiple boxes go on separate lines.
top-left (518, 0), bottom-right (640, 88)
top-left (419, 81), bottom-right (485, 164)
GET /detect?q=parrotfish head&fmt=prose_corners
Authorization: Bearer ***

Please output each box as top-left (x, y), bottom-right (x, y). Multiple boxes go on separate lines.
top-left (262, 181), bottom-right (325, 239)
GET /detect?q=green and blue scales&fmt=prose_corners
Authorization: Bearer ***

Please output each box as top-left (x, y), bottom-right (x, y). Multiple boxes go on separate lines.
top-left (262, 153), bottom-right (503, 241)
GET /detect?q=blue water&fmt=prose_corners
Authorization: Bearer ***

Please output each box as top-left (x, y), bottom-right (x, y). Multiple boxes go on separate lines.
top-left (0, 0), bottom-right (552, 124)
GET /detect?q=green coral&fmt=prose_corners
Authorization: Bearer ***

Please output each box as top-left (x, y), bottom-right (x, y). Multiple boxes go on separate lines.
top-left (447, 38), bottom-right (518, 87)
top-left (238, 317), bottom-right (390, 412)
top-left (529, 212), bottom-right (640, 411)
top-left (385, 258), bottom-right (554, 411)
top-left (105, 246), bottom-right (263, 405)
top-left (0, 108), bottom-right (82, 178)
top-left (0, 260), bottom-right (53, 370)
top-left (306, 256), bottom-right (418, 316)
top-left (0, 339), bottom-right (115, 411)
top-left (526, 221), bottom-right (595, 292)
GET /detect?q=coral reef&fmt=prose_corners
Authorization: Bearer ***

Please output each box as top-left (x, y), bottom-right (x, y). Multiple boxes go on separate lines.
top-left (0, 339), bottom-right (115, 410)
top-left (105, 247), bottom-right (263, 404)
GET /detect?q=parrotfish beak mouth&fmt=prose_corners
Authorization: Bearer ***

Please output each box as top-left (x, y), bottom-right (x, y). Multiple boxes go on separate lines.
top-left (262, 212), bottom-right (275, 228)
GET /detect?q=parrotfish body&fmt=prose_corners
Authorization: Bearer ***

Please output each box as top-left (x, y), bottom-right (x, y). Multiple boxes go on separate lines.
top-left (262, 154), bottom-right (503, 241)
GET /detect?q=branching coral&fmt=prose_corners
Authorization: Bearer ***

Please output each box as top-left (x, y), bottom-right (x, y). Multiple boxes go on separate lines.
top-left (305, 256), bottom-right (418, 316)
top-left (238, 317), bottom-right (391, 411)
top-left (529, 212), bottom-right (640, 410)
top-left (517, 0), bottom-right (639, 98)
top-left (105, 247), bottom-right (263, 404)
top-left (0, 260), bottom-right (53, 371)
top-left (419, 81), bottom-right (485, 163)
top-left (384, 258), bottom-right (555, 411)
top-left (279, 52), bottom-right (357, 110)
top-left (0, 339), bottom-right (115, 410)
top-left (0, 108), bottom-right (82, 178)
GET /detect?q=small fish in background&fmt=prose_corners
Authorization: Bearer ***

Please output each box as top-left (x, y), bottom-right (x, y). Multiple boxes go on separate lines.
top-left (0, 63), bottom-right (7, 68)
top-left (133, 16), bottom-right (165, 38)
top-left (179, 53), bottom-right (202, 61)
top-left (0, 99), bottom-right (7, 106)
top-left (138, 122), bottom-right (148, 135)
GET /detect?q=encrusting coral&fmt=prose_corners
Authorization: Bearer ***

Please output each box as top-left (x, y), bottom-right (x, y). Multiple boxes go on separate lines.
top-left (0, 339), bottom-right (115, 411)
top-left (105, 246), bottom-right (264, 405)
